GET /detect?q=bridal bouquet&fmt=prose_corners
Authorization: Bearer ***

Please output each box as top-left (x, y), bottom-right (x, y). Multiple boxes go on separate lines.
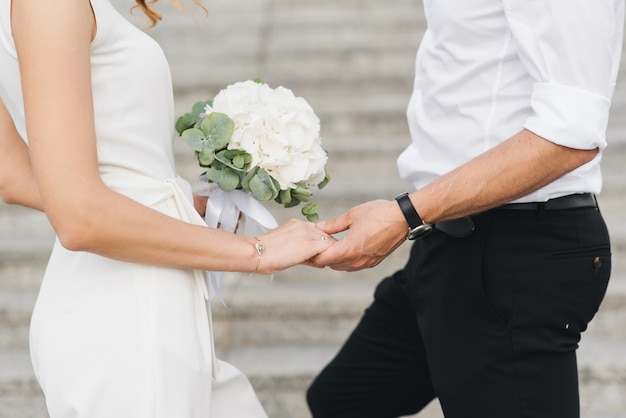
top-left (176, 80), bottom-right (330, 224)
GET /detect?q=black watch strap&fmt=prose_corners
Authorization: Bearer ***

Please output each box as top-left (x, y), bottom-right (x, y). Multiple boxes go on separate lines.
top-left (395, 193), bottom-right (433, 240)
top-left (395, 192), bottom-right (423, 229)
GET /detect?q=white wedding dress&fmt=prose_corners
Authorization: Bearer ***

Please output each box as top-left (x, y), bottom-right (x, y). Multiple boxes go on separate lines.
top-left (0, 1), bottom-right (268, 417)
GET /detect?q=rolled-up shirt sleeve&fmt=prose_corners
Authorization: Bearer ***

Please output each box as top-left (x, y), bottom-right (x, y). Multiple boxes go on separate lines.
top-left (504, 0), bottom-right (624, 150)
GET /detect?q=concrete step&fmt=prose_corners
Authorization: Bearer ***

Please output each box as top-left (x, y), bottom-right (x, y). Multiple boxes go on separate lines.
top-left (0, 236), bottom-right (53, 292)
top-left (0, 289), bottom-right (37, 350)
top-left (2, 267), bottom-right (625, 350)
top-left (0, 204), bottom-right (53, 238)
top-left (2, 335), bottom-right (625, 418)
top-left (0, 351), bottom-right (46, 418)
top-left (139, 0), bottom-right (425, 93)
top-left (0, 203), bottom-right (54, 292)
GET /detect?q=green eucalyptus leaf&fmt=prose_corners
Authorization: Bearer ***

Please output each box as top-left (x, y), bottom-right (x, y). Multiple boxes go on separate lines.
top-left (249, 174), bottom-right (274, 201)
top-left (317, 170), bottom-right (331, 190)
top-left (278, 189), bottom-right (292, 205)
top-left (305, 213), bottom-right (319, 222)
top-left (200, 113), bottom-right (234, 150)
top-left (292, 185), bottom-right (312, 196)
top-left (197, 148), bottom-right (215, 167)
top-left (215, 150), bottom-right (246, 172)
top-left (256, 169), bottom-right (279, 200)
top-left (211, 159), bottom-right (227, 171)
top-left (204, 166), bottom-right (221, 184)
top-left (223, 149), bottom-right (241, 160)
top-left (176, 113), bottom-right (198, 135)
top-left (241, 166), bottom-right (259, 191)
top-left (271, 177), bottom-right (281, 196)
top-left (301, 202), bottom-right (319, 216)
top-left (283, 196), bottom-right (301, 208)
top-left (181, 128), bottom-right (207, 151)
top-left (216, 167), bottom-right (241, 192)
top-left (192, 100), bottom-right (213, 118)
top-left (214, 149), bottom-right (231, 163)
top-left (233, 154), bottom-right (246, 169)
top-left (236, 169), bottom-right (246, 183)
top-left (302, 203), bottom-right (320, 222)
top-left (291, 186), bottom-right (311, 202)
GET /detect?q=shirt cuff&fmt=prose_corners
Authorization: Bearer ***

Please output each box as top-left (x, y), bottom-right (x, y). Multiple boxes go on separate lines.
top-left (523, 82), bottom-right (610, 150)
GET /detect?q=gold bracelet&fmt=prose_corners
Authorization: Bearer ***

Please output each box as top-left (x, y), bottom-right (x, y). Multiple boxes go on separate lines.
top-left (253, 237), bottom-right (265, 272)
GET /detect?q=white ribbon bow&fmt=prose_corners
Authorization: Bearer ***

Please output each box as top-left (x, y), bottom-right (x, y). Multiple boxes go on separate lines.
top-left (194, 176), bottom-right (278, 298)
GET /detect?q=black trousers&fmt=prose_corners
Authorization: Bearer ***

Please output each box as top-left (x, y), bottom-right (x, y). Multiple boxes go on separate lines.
top-left (307, 205), bottom-right (611, 418)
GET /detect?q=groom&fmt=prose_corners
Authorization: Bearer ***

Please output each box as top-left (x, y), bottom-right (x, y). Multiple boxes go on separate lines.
top-left (307, 1), bottom-right (623, 417)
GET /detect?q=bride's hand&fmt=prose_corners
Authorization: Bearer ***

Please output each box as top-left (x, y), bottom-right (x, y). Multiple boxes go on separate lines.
top-left (193, 193), bottom-right (208, 218)
top-left (255, 219), bottom-right (335, 275)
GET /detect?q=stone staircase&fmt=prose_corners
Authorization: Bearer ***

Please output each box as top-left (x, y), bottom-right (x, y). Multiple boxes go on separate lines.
top-left (1, 0), bottom-right (625, 417)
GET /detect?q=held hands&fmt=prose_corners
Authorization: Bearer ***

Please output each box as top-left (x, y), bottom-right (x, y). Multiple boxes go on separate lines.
top-left (254, 219), bottom-right (335, 275)
top-left (310, 199), bottom-right (408, 271)
top-left (199, 195), bottom-right (410, 274)
top-left (196, 193), bottom-right (333, 274)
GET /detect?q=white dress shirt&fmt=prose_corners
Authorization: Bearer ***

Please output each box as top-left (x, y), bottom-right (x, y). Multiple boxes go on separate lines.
top-left (398, 0), bottom-right (625, 202)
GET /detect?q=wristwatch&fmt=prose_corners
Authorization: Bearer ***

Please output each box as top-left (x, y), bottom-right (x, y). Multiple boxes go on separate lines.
top-left (395, 193), bottom-right (432, 240)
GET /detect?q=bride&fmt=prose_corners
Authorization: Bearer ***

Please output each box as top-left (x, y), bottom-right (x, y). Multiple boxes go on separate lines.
top-left (0, 0), bottom-right (333, 416)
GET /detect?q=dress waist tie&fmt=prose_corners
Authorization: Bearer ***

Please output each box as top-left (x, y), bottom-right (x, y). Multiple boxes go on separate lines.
top-left (101, 171), bottom-right (217, 378)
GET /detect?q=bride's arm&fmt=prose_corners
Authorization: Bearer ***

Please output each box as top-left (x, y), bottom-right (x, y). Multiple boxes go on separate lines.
top-left (0, 98), bottom-right (42, 211)
top-left (12, 0), bottom-right (331, 275)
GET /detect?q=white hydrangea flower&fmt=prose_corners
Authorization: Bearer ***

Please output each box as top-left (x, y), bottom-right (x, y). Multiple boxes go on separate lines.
top-left (208, 80), bottom-right (327, 190)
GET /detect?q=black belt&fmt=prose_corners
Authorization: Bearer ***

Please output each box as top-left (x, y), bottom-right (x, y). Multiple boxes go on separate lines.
top-left (434, 193), bottom-right (598, 238)
top-left (500, 193), bottom-right (598, 211)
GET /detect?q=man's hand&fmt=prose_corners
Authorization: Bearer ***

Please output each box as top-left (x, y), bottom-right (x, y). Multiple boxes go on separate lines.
top-left (310, 199), bottom-right (408, 271)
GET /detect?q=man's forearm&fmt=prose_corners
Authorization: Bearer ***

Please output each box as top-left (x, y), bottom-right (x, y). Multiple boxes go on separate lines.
top-left (410, 129), bottom-right (598, 224)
